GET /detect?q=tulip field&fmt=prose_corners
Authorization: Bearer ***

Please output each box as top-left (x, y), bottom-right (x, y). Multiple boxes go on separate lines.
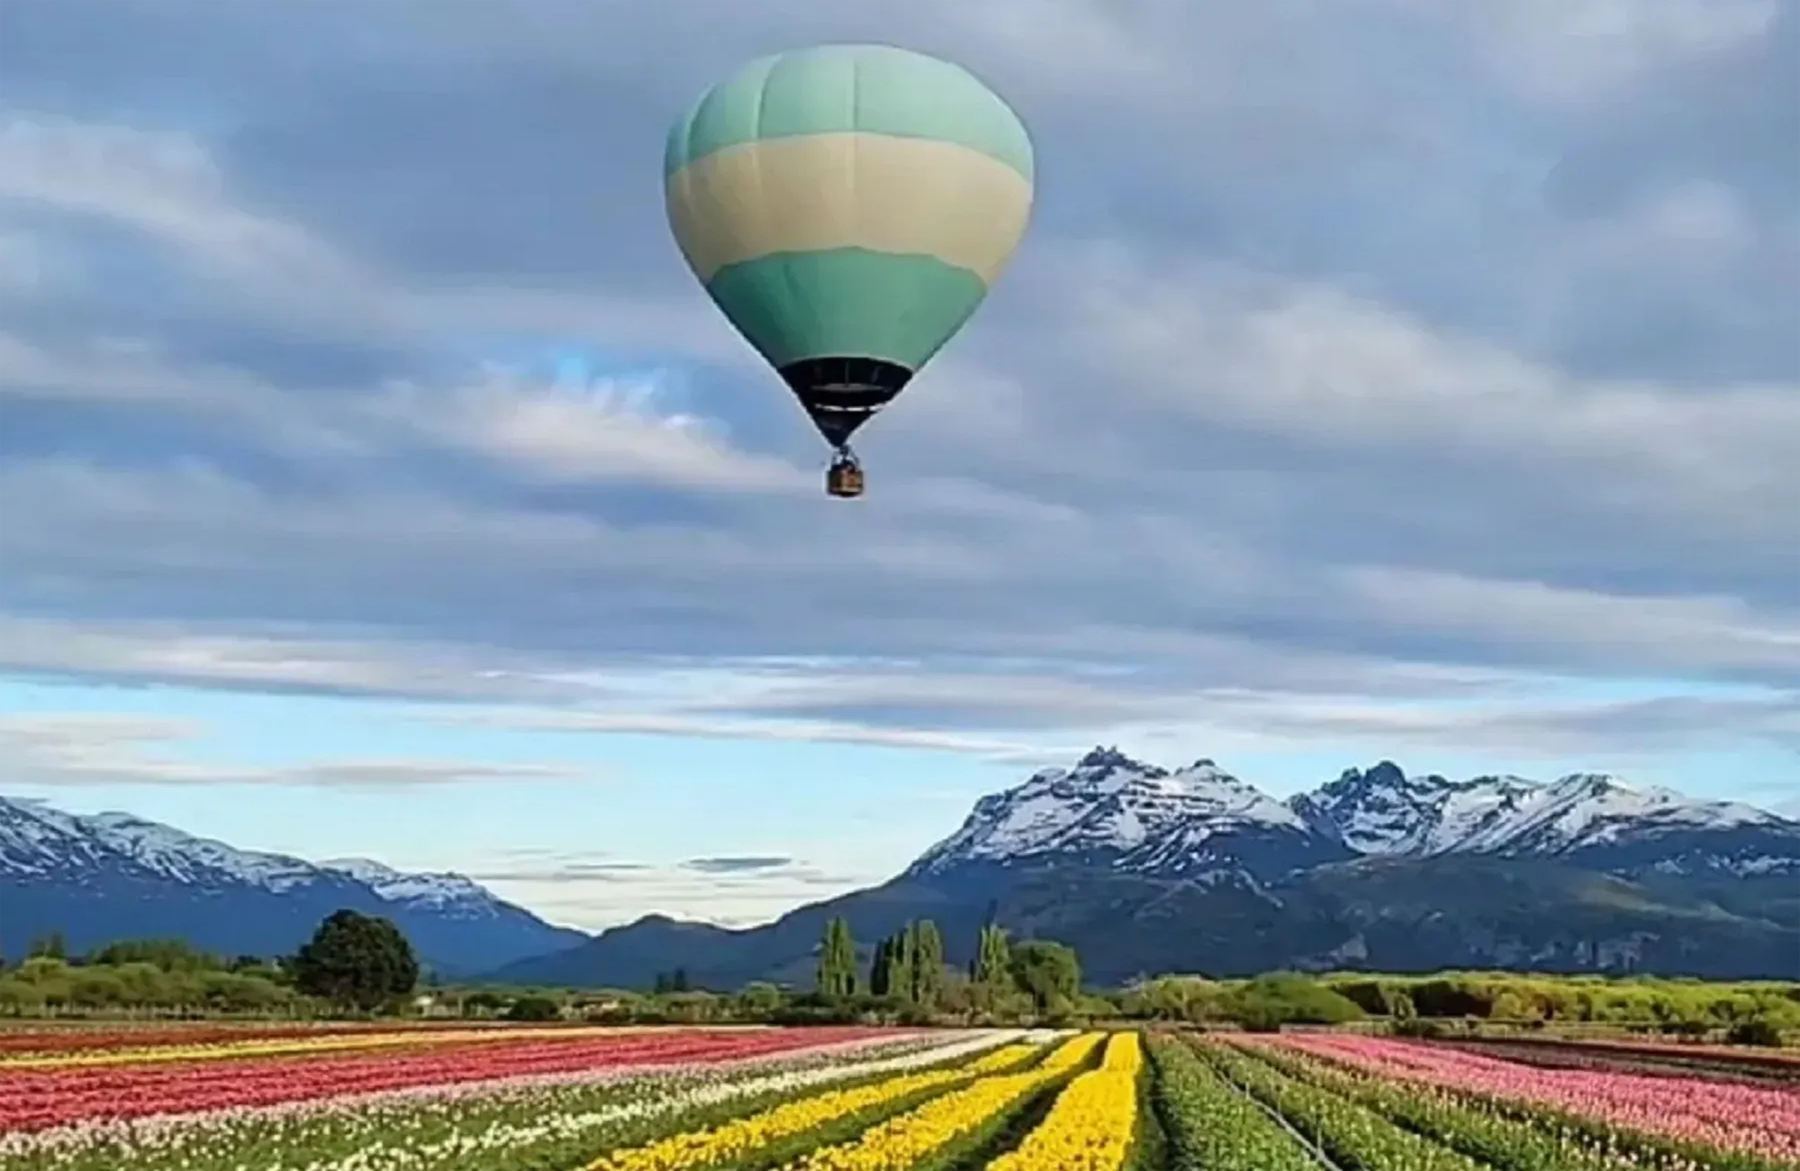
top-left (0, 1021), bottom-right (1797, 1169)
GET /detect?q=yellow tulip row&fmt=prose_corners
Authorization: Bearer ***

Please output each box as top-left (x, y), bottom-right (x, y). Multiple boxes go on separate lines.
top-left (781, 1032), bottom-right (1107, 1171)
top-left (984, 1031), bottom-right (1142, 1171)
top-left (1, 1026), bottom-right (620, 1069)
top-left (582, 1040), bottom-right (1046, 1171)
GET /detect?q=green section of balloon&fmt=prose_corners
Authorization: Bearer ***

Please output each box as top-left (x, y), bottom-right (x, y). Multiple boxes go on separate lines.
top-left (664, 43), bottom-right (1035, 373)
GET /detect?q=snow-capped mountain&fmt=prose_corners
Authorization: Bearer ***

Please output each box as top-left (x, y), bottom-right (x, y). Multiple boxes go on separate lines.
top-left (0, 795), bottom-right (587, 972)
top-left (1464, 772), bottom-right (1784, 855)
top-left (77, 811), bottom-right (323, 891)
top-left (906, 747), bottom-right (1346, 881)
top-left (904, 750), bottom-right (1800, 883)
top-left (319, 858), bottom-right (501, 915)
top-left (1289, 762), bottom-right (1541, 855)
top-left (1291, 761), bottom-right (1799, 876)
top-left (504, 749), bottom-right (1800, 989)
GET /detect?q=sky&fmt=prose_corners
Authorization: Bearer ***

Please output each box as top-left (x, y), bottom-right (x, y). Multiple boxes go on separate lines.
top-left (2, 0), bottom-right (1800, 932)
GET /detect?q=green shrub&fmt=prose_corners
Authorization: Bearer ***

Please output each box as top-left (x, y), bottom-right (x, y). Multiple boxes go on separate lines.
top-left (503, 995), bottom-right (562, 1022)
top-left (1726, 1017), bottom-right (1784, 1047)
top-left (1389, 1017), bottom-right (1445, 1039)
top-left (1227, 973), bottom-right (1364, 1029)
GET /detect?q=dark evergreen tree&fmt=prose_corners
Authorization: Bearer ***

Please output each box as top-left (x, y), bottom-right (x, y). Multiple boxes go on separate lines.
top-left (290, 909), bottom-right (419, 1012)
top-left (868, 935), bottom-right (893, 997)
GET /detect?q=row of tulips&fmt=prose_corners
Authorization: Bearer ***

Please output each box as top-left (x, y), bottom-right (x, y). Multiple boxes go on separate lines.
top-left (0, 1031), bottom-right (1022, 1171)
top-left (1236, 1039), bottom-right (1762, 1171)
top-left (984, 1030), bottom-right (1141, 1171)
top-left (16, 1022), bottom-right (1779, 1171)
top-left (0, 1022), bottom-right (485, 1057)
top-left (1430, 1039), bottom-right (1795, 1089)
top-left (582, 1039), bottom-right (1045, 1171)
top-left (1272, 1032), bottom-right (1800, 1164)
top-left (323, 1030), bottom-right (1036, 1171)
top-left (1200, 1040), bottom-right (1487, 1171)
top-left (777, 1031), bottom-right (1104, 1171)
top-left (1146, 1035), bottom-right (1318, 1171)
top-left (1511, 1035), bottom-right (1800, 1069)
top-left (0, 1025), bottom-right (631, 1070)
top-left (0, 1026), bottom-right (889, 1132)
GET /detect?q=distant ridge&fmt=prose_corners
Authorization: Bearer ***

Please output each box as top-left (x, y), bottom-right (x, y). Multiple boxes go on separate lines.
top-left (490, 749), bottom-right (1800, 988)
top-left (0, 796), bottom-right (588, 974)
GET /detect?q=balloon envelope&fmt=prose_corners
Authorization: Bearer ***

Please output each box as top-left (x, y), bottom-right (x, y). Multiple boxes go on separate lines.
top-left (664, 43), bottom-right (1034, 447)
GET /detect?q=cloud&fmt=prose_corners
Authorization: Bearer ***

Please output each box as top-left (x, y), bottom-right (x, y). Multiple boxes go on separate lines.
top-left (1397, 0), bottom-right (1780, 104)
top-left (0, 712), bottom-right (602, 789)
top-left (1, 0), bottom-right (1798, 822)
top-left (464, 859), bottom-right (659, 884)
top-left (0, 617), bottom-right (601, 703)
top-left (684, 855), bottom-right (795, 875)
top-left (378, 366), bottom-right (810, 493)
top-left (460, 849), bottom-right (868, 928)
top-left (471, 709), bottom-right (1078, 766)
top-left (1177, 690), bottom-right (1800, 761)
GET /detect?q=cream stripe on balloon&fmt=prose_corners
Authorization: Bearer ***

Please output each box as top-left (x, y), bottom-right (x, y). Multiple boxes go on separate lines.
top-left (666, 132), bottom-right (1033, 286)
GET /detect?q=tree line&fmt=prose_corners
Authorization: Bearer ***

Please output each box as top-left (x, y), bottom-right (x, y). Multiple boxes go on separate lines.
top-left (7, 910), bottom-right (1798, 1042)
top-left (811, 916), bottom-right (1084, 1021)
top-left (1119, 969), bottom-right (1800, 1042)
top-left (0, 910), bottom-right (421, 1016)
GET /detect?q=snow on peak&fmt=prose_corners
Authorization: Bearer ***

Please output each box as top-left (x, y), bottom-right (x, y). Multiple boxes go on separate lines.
top-left (82, 811), bottom-right (320, 891)
top-left (907, 747), bottom-right (1305, 876)
top-left (321, 858), bottom-right (490, 907)
top-left (905, 747), bottom-right (1785, 881)
top-left (1290, 762), bottom-right (1541, 856)
top-left (1468, 771), bottom-right (1782, 855)
top-left (1287, 763), bottom-right (1788, 859)
top-left (1072, 746), bottom-right (1161, 774)
top-left (0, 796), bottom-right (108, 875)
top-left (0, 794), bottom-right (499, 908)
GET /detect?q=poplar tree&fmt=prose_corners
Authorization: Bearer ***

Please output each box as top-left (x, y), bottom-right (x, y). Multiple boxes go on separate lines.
top-left (816, 916), bottom-right (858, 998)
top-left (913, 919), bottom-right (945, 1008)
top-left (868, 935), bottom-right (893, 997)
top-left (973, 923), bottom-right (1011, 988)
top-left (895, 922), bottom-right (918, 1002)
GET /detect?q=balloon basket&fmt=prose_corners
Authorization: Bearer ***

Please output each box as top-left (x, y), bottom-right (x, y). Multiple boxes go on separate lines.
top-left (826, 455), bottom-right (865, 499)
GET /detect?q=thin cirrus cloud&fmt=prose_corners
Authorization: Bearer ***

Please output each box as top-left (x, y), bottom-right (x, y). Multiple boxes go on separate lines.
top-left (684, 855), bottom-right (796, 875)
top-left (462, 851), bottom-right (873, 928)
top-left (0, 712), bottom-right (602, 790)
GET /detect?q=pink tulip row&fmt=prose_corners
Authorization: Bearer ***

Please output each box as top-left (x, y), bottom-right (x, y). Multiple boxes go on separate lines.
top-left (1264, 1033), bottom-right (1800, 1163)
top-left (0, 1026), bottom-right (889, 1132)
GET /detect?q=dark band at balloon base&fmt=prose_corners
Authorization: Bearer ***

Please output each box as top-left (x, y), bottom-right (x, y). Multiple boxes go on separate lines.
top-left (779, 357), bottom-right (913, 449)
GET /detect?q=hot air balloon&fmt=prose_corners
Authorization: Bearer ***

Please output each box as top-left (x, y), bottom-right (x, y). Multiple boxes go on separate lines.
top-left (664, 44), bottom-right (1035, 498)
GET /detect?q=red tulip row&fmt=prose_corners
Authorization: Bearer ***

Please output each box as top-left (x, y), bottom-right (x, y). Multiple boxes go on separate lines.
top-left (0, 1026), bottom-right (882, 1131)
top-left (0, 1021), bottom-right (480, 1056)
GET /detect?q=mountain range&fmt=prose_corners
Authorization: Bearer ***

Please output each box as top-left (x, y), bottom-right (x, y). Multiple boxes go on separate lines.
top-left (7, 749), bottom-right (1800, 987)
top-left (493, 749), bottom-right (1800, 987)
top-left (0, 796), bottom-right (585, 975)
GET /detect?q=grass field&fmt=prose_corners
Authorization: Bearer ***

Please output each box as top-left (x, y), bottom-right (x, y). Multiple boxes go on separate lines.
top-left (0, 1022), bottom-right (1796, 1170)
